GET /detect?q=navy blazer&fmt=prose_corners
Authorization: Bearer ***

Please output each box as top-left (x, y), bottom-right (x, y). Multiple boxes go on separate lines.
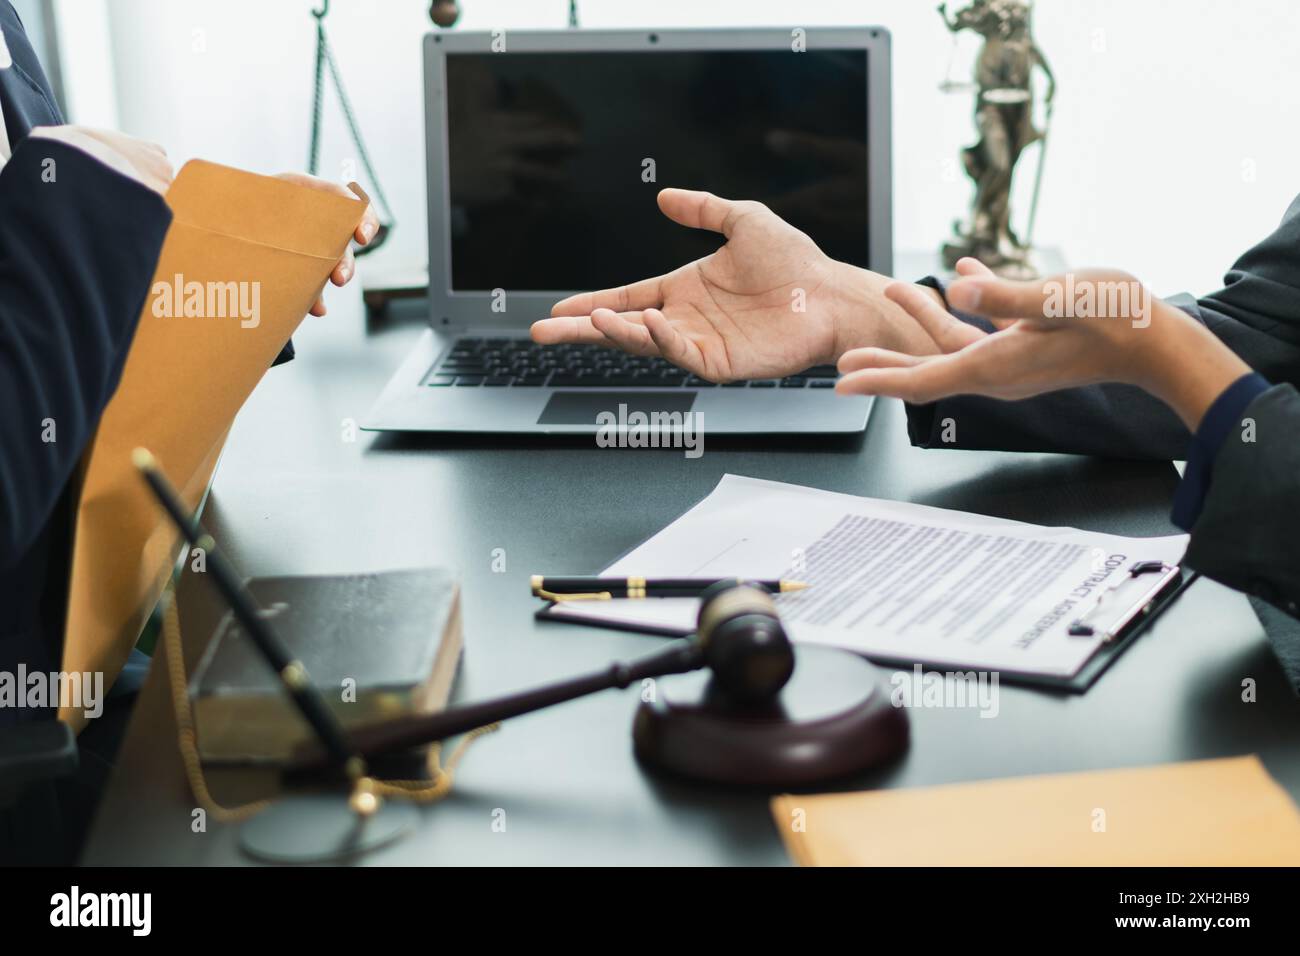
top-left (0, 2), bottom-right (172, 721)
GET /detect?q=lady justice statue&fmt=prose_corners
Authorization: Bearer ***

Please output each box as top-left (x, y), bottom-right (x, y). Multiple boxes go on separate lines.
top-left (938, 0), bottom-right (1055, 278)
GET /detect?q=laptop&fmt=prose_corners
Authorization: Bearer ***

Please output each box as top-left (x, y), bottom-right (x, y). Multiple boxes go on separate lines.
top-left (365, 28), bottom-right (893, 435)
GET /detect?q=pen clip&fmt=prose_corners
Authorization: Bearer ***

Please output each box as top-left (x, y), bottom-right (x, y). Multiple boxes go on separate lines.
top-left (533, 588), bottom-right (613, 603)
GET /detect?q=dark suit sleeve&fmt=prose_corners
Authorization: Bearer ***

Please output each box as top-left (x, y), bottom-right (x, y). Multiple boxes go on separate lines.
top-left (904, 195), bottom-right (1300, 459)
top-left (1182, 384), bottom-right (1300, 620)
top-left (0, 138), bottom-right (172, 569)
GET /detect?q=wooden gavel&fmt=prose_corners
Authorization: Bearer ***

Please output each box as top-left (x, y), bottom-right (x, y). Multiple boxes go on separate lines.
top-left (287, 581), bottom-right (795, 775)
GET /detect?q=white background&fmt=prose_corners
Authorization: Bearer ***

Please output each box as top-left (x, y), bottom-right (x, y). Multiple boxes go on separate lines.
top-left (55, 0), bottom-right (1300, 297)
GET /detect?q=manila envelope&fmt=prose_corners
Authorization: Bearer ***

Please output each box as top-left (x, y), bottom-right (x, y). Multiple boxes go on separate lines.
top-left (59, 160), bottom-right (367, 729)
top-left (773, 755), bottom-right (1300, 866)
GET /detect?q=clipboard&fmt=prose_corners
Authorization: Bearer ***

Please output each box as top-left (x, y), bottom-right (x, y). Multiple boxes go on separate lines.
top-left (535, 474), bottom-right (1194, 694)
top-left (537, 558), bottom-right (1198, 694)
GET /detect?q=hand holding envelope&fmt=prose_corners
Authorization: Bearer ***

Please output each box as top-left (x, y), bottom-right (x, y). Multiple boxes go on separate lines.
top-left (58, 160), bottom-right (369, 728)
top-left (274, 171), bottom-right (381, 315)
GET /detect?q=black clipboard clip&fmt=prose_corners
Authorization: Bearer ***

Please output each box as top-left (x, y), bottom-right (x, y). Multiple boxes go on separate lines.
top-left (1067, 560), bottom-right (1184, 643)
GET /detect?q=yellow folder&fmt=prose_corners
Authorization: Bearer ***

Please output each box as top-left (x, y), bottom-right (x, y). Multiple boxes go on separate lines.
top-left (772, 755), bottom-right (1300, 866)
top-left (59, 160), bottom-right (367, 729)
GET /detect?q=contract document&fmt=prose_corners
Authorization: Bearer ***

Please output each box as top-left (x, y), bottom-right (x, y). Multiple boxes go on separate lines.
top-left (542, 475), bottom-right (1189, 680)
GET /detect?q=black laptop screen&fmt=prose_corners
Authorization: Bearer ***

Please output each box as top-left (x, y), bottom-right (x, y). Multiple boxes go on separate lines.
top-left (444, 49), bottom-right (870, 292)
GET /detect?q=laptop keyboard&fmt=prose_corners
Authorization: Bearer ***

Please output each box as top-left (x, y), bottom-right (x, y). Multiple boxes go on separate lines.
top-left (425, 338), bottom-right (840, 389)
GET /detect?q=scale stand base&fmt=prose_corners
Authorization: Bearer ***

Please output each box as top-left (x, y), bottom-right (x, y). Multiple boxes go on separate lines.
top-left (239, 794), bottom-right (419, 864)
top-left (633, 645), bottom-right (908, 788)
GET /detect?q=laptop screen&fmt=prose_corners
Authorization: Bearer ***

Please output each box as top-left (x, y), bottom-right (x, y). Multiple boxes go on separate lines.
top-left (444, 49), bottom-right (870, 293)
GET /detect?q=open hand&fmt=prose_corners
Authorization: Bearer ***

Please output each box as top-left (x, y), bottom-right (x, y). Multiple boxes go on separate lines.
top-left (531, 188), bottom-right (854, 381)
top-left (836, 258), bottom-right (1251, 430)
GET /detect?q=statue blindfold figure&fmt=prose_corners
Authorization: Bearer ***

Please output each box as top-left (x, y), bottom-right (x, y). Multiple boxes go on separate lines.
top-left (938, 0), bottom-right (1055, 278)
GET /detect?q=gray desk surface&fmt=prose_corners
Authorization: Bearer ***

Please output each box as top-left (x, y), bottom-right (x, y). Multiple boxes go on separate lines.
top-left (84, 293), bottom-right (1300, 866)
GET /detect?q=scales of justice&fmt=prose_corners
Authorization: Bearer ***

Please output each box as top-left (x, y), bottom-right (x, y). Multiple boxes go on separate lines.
top-left (937, 0), bottom-right (1055, 279)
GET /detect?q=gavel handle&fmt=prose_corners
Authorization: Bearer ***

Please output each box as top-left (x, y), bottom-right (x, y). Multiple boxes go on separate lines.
top-left (286, 638), bottom-right (703, 774)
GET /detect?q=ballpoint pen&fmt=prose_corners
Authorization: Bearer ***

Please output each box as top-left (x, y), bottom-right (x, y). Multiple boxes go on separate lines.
top-left (530, 575), bottom-right (809, 601)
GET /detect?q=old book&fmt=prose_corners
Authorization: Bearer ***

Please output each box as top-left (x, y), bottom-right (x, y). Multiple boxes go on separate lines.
top-left (190, 568), bottom-right (462, 764)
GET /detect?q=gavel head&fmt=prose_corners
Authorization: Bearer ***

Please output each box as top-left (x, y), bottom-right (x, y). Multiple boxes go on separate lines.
top-left (695, 581), bottom-right (795, 704)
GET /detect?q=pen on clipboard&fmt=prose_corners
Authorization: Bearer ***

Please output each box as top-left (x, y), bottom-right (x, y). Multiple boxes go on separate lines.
top-left (530, 575), bottom-right (808, 601)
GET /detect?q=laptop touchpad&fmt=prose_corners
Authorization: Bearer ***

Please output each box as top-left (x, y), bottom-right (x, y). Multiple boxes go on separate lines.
top-left (537, 391), bottom-right (697, 425)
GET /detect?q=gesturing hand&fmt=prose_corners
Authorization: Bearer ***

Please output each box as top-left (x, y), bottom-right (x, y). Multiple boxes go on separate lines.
top-left (531, 189), bottom-right (853, 381)
top-left (835, 259), bottom-right (1251, 430)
